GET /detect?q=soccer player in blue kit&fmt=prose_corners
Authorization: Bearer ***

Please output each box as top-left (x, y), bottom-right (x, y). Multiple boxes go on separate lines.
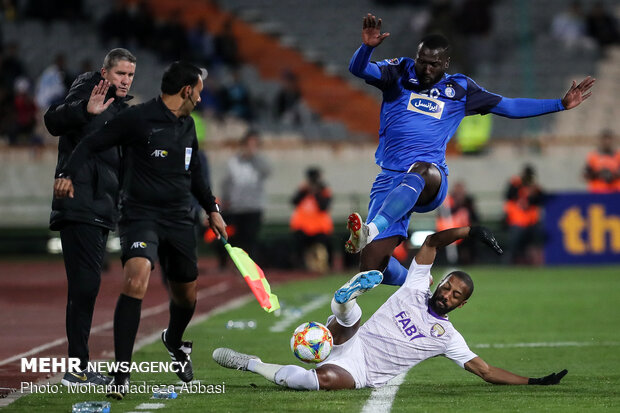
top-left (345, 14), bottom-right (596, 286)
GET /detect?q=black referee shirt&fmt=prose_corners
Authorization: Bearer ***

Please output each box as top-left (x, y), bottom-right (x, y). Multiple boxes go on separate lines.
top-left (63, 96), bottom-right (217, 224)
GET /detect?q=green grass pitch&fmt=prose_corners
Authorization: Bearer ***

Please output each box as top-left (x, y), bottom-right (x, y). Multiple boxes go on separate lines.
top-left (5, 266), bottom-right (620, 412)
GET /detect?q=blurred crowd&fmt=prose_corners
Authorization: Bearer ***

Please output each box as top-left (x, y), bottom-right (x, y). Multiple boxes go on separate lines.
top-left (0, 0), bottom-right (308, 150)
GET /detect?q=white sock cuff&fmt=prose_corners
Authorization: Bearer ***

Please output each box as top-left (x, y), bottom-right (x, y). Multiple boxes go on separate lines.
top-left (367, 222), bottom-right (379, 242)
top-left (331, 298), bottom-right (362, 327)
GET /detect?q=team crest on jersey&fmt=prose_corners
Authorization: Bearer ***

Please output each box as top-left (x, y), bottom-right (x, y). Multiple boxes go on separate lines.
top-left (407, 92), bottom-right (445, 119)
top-left (386, 57), bottom-right (400, 65)
top-left (444, 87), bottom-right (455, 98)
top-left (430, 323), bottom-right (446, 338)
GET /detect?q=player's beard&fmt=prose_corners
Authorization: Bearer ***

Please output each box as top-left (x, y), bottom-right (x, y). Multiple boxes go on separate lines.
top-left (429, 292), bottom-right (453, 316)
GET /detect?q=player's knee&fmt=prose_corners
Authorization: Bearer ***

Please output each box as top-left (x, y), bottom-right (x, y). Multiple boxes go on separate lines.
top-left (122, 273), bottom-right (149, 297)
top-left (316, 365), bottom-right (355, 390)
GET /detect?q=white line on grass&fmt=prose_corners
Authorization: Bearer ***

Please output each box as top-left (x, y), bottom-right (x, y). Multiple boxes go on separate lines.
top-left (269, 295), bottom-right (331, 332)
top-left (361, 373), bottom-right (406, 413)
top-left (473, 341), bottom-right (620, 349)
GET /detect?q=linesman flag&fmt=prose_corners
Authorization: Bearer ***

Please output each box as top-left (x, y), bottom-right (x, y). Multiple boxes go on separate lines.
top-left (223, 240), bottom-right (280, 313)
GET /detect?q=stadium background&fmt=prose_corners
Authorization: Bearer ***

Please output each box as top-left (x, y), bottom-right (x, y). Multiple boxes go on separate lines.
top-left (0, 0), bottom-right (619, 409)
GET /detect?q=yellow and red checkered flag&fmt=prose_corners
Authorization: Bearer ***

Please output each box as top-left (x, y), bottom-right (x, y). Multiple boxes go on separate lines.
top-left (223, 240), bottom-right (280, 313)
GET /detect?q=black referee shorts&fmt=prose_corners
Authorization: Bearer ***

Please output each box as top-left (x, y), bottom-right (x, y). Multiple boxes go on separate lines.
top-left (119, 219), bottom-right (198, 283)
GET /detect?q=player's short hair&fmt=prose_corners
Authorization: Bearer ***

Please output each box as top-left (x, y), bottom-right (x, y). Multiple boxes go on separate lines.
top-left (161, 61), bottom-right (205, 95)
top-left (448, 270), bottom-right (474, 299)
top-left (102, 48), bottom-right (136, 71)
top-left (419, 34), bottom-right (451, 54)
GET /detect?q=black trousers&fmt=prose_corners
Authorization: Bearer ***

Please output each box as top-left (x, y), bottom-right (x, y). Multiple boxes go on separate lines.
top-left (60, 223), bottom-right (109, 370)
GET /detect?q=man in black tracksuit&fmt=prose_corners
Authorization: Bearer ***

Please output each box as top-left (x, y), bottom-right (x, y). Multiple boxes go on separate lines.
top-left (54, 61), bottom-right (228, 399)
top-left (45, 48), bottom-right (136, 386)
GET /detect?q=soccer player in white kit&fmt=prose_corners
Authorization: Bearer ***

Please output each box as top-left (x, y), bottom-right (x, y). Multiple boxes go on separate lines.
top-left (213, 226), bottom-right (567, 390)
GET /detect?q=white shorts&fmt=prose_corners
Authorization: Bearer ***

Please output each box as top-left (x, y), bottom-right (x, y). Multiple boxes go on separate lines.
top-left (317, 330), bottom-right (368, 389)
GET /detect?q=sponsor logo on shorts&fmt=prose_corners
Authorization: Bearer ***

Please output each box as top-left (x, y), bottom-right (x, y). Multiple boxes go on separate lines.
top-left (131, 241), bottom-right (147, 249)
top-left (151, 149), bottom-right (168, 158)
top-left (407, 92), bottom-right (444, 119)
top-left (430, 323), bottom-right (446, 338)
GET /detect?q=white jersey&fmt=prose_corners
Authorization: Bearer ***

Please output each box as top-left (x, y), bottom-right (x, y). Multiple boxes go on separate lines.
top-left (358, 259), bottom-right (477, 388)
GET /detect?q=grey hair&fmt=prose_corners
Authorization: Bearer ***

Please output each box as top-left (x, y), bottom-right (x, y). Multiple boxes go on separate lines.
top-left (102, 48), bottom-right (136, 70)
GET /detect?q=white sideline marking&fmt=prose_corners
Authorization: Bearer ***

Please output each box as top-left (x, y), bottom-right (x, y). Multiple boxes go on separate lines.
top-left (269, 295), bottom-right (330, 332)
top-left (0, 281), bottom-right (231, 367)
top-left (473, 341), bottom-right (620, 349)
top-left (361, 373), bottom-right (406, 413)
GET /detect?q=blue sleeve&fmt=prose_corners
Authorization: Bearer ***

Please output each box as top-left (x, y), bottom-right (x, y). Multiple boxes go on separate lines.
top-left (349, 44), bottom-right (381, 82)
top-left (489, 97), bottom-right (565, 119)
top-left (465, 78), bottom-right (502, 115)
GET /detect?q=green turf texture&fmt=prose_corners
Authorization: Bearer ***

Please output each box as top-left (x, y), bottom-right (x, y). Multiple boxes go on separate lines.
top-left (4, 266), bottom-right (620, 412)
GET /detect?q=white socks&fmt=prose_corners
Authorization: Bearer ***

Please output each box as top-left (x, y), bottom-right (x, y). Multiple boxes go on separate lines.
top-left (274, 365), bottom-right (319, 390)
top-left (247, 360), bottom-right (319, 391)
top-left (367, 222), bottom-right (379, 243)
top-left (330, 297), bottom-right (362, 327)
top-left (247, 359), bottom-right (281, 382)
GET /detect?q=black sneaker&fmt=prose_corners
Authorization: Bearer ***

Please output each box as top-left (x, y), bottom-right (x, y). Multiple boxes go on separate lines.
top-left (106, 376), bottom-right (130, 400)
top-left (161, 329), bottom-right (193, 382)
top-left (60, 369), bottom-right (113, 386)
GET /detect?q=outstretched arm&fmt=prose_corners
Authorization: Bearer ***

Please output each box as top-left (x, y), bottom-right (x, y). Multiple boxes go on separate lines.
top-left (465, 356), bottom-right (567, 385)
top-left (348, 13), bottom-right (389, 80)
top-left (488, 76), bottom-right (595, 118)
top-left (415, 226), bottom-right (503, 265)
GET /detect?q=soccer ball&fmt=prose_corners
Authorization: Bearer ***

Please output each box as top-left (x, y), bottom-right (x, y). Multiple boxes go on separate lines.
top-left (290, 321), bottom-right (333, 363)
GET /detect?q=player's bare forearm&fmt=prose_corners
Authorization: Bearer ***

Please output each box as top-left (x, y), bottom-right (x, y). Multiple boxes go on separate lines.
top-left (425, 227), bottom-right (471, 249)
top-left (465, 358), bottom-right (528, 385)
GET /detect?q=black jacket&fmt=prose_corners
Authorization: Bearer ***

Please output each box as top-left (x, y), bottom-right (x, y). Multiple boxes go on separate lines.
top-left (46, 71), bottom-right (132, 230)
top-left (62, 97), bottom-right (218, 224)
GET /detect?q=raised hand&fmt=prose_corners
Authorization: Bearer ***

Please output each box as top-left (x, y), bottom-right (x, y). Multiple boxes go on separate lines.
top-left (528, 369), bottom-right (568, 385)
top-left (561, 76), bottom-right (595, 110)
top-left (469, 226), bottom-right (503, 255)
top-left (362, 13), bottom-right (390, 48)
top-left (87, 79), bottom-right (115, 115)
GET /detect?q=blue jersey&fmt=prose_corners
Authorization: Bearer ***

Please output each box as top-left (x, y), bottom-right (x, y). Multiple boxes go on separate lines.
top-left (368, 56), bottom-right (501, 175)
top-left (349, 45), bottom-right (565, 175)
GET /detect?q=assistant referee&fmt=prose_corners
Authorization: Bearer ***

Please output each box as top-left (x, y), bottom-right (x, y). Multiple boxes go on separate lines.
top-left (54, 61), bottom-right (227, 399)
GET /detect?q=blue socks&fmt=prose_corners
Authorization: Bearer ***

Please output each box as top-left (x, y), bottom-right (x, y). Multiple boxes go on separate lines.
top-left (381, 256), bottom-right (408, 286)
top-left (370, 172), bottom-right (425, 233)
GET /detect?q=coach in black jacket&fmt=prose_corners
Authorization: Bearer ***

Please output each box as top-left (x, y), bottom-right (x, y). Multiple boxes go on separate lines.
top-left (44, 48), bottom-right (136, 386)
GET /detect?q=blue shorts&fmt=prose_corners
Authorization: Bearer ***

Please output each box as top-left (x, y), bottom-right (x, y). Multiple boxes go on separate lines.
top-left (367, 165), bottom-right (448, 240)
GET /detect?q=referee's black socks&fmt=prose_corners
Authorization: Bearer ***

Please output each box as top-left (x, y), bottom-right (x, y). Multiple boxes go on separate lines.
top-left (113, 294), bottom-right (142, 369)
top-left (166, 300), bottom-right (196, 349)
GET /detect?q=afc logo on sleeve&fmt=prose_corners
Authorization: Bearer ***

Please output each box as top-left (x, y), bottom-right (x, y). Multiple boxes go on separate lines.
top-left (407, 92), bottom-right (445, 119)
